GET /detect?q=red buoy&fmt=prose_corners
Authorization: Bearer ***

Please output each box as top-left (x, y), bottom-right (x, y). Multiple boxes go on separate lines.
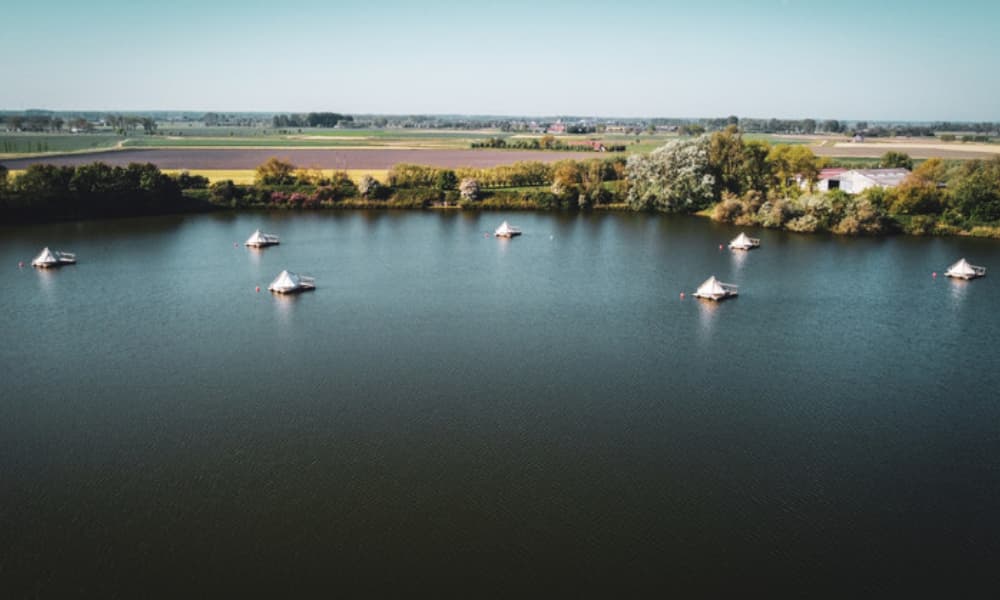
top-left (718, 244), bottom-right (723, 250)
top-left (932, 272), bottom-right (937, 278)
top-left (255, 286), bottom-right (260, 292)
top-left (680, 292), bottom-right (685, 299)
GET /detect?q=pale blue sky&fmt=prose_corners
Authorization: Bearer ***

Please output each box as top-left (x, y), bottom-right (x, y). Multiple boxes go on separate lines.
top-left (2, 0), bottom-right (997, 120)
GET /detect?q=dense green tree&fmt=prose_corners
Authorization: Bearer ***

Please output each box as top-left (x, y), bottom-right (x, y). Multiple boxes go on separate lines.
top-left (879, 151), bottom-right (914, 170)
top-left (435, 169), bottom-right (458, 190)
top-left (740, 141), bottom-right (772, 194)
top-left (767, 144), bottom-right (821, 193)
top-left (708, 125), bottom-right (746, 196)
top-left (255, 158), bottom-right (297, 185)
top-left (950, 157), bottom-right (1000, 222)
top-left (910, 157), bottom-right (949, 184)
top-left (891, 180), bottom-right (942, 215)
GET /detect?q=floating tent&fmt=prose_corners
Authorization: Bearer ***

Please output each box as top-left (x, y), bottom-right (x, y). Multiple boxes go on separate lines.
top-left (267, 270), bottom-right (315, 294)
top-left (31, 247), bottom-right (76, 268)
top-left (693, 276), bottom-right (738, 301)
top-left (945, 258), bottom-right (986, 280)
top-left (245, 229), bottom-right (280, 247)
top-left (494, 221), bottom-right (522, 238)
top-left (728, 232), bottom-right (760, 250)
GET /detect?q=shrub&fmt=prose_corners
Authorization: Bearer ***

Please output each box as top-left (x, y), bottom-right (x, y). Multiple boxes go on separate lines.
top-left (902, 215), bottom-right (937, 235)
top-left (173, 171), bottom-right (209, 189)
top-left (255, 158), bottom-right (297, 185)
top-left (388, 188), bottom-right (441, 208)
top-left (712, 195), bottom-right (745, 222)
top-left (967, 225), bottom-right (1000, 239)
top-left (785, 213), bottom-right (820, 233)
top-left (757, 199), bottom-right (795, 228)
top-left (358, 174), bottom-right (379, 196)
top-left (459, 177), bottom-right (480, 201)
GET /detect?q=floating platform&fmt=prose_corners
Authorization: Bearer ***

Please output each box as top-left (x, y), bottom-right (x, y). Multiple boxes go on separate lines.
top-left (245, 229), bottom-right (280, 248)
top-left (31, 247), bottom-right (76, 268)
top-left (268, 270), bottom-right (315, 294)
top-left (494, 221), bottom-right (522, 238)
top-left (944, 258), bottom-right (986, 280)
top-left (693, 276), bottom-right (738, 301)
top-left (728, 232), bottom-right (760, 250)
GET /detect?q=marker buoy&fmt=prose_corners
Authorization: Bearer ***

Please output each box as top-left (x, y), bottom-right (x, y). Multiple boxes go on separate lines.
top-left (932, 272), bottom-right (937, 278)
top-left (718, 244), bottom-right (724, 250)
top-left (255, 286), bottom-right (260, 292)
top-left (680, 292), bottom-right (685, 299)
top-left (234, 242), bottom-right (238, 247)
top-left (18, 261), bottom-right (24, 268)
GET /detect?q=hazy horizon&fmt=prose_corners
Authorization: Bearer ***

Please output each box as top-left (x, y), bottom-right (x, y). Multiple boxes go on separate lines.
top-left (3, 0), bottom-right (998, 121)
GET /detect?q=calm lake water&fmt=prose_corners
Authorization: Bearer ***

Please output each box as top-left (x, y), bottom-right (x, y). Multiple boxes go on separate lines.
top-left (2, 211), bottom-right (999, 596)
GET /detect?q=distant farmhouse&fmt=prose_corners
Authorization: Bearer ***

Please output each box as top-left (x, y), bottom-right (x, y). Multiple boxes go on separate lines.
top-left (800, 168), bottom-right (910, 193)
top-left (547, 120), bottom-right (566, 134)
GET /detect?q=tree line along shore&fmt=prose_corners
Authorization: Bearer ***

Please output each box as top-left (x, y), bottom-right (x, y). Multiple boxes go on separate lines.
top-left (2, 128), bottom-right (999, 238)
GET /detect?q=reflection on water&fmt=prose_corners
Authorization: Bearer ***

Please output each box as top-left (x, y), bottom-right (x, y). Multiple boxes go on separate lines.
top-left (729, 248), bottom-right (749, 274)
top-left (948, 277), bottom-right (971, 307)
top-left (34, 267), bottom-right (58, 302)
top-left (697, 298), bottom-right (720, 339)
top-left (247, 247), bottom-right (265, 266)
top-left (496, 236), bottom-right (513, 256)
top-left (272, 292), bottom-right (300, 327)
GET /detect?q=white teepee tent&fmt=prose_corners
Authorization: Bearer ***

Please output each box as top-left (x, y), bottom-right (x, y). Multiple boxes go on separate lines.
top-left (245, 229), bottom-right (279, 247)
top-left (694, 276), bottom-right (738, 300)
top-left (495, 221), bottom-right (521, 237)
top-left (945, 258), bottom-right (985, 280)
top-left (32, 247), bottom-right (58, 267)
top-left (729, 232), bottom-right (759, 250)
top-left (31, 247), bottom-right (75, 267)
top-left (268, 270), bottom-right (315, 293)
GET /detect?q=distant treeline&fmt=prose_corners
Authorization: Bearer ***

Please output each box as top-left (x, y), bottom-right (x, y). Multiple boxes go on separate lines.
top-left (192, 157), bottom-right (629, 211)
top-left (0, 163), bottom-right (211, 222)
top-left (0, 114), bottom-right (154, 134)
top-left (271, 113), bottom-right (354, 128)
top-left (471, 136), bottom-right (626, 152)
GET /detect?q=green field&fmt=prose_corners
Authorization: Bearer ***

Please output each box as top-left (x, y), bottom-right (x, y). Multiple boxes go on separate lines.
top-left (129, 126), bottom-right (501, 149)
top-left (742, 133), bottom-right (813, 145)
top-left (0, 134), bottom-right (122, 155)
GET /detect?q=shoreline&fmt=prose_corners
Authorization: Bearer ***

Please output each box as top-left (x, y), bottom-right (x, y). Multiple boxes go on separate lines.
top-left (4, 203), bottom-right (998, 240)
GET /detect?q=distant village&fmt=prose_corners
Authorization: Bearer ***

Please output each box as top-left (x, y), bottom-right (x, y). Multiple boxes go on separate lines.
top-left (2, 110), bottom-right (998, 140)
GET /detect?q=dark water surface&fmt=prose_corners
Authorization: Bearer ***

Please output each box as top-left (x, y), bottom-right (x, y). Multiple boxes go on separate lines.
top-left (2, 212), bottom-right (999, 596)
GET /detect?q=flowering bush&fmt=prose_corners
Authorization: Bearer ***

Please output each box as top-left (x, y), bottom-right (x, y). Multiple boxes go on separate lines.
top-left (626, 136), bottom-right (716, 212)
